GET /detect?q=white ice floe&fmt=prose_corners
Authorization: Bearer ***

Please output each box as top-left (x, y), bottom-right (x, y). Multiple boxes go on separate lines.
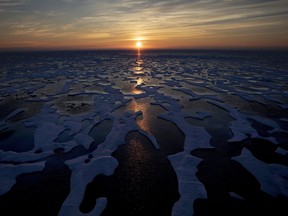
top-left (1, 50), bottom-right (287, 216)
top-left (59, 156), bottom-right (118, 216)
top-left (169, 153), bottom-right (207, 216)
top-left (190, 111), bottom-right (211, 120)
top-left (275, 147), bottom-right (288, 156)
top-left (0, 161), bottom-right (45, 195)
top-left (248, 115), bottom-right (283, 133)
top-left (60, 80), bottom-right (72, 94)
top-left (234, 148), bottom-right (288, 197)
top-left (148, 88), bottom-right (211, 216)
top-left (280, 118), bottom-right (288, 122)
top-left (238, 94), bottom-right (268, 106)
top-left (163, 111), bottom-right (210, 216)
top-left (33, 122), bottom-right (63, 151)
top-left (208, 100), bottom-right (278, 143)
top-left (0, 109), bottom-right (25, 142)
top-left (3, 108), bottom-right (25, 122)
top-left (60, 111), bottom-right (140, 215)
top-left (229, 192), bottom-right (244, 200)
top-left (280, 104), bottom-right (288, 110)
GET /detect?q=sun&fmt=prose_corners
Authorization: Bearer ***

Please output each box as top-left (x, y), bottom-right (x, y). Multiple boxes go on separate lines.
top-left (136, 41), bottom-right (142, 48)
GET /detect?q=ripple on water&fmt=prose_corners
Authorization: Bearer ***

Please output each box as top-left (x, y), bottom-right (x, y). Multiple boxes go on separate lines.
top-left (80, 131), bottom-right (180, 216)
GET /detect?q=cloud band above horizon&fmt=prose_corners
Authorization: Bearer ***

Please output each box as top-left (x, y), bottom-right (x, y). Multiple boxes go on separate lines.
top-left (0, 0), bottom-right (287, 50)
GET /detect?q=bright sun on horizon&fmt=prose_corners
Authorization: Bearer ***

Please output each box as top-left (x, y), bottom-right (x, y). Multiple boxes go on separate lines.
top-left (136, 41), bottom-right (142, 48)
top-left (0, 1), bottom-right (287, 50)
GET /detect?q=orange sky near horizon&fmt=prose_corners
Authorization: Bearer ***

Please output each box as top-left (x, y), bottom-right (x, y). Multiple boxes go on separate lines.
top-left (0, 0), bottom-right (287, 51)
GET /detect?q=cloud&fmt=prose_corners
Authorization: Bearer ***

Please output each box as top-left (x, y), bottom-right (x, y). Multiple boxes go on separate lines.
top-left (0, 0), bottom-right (29, 7)
top-left (0, 0), bottom-right (287, 49)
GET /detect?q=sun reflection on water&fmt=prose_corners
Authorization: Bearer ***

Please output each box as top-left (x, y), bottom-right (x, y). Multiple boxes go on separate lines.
top-left (136, 77), bottom-right (144, 86)
top-left (126, 137), bottom-right (150, 177)
top-left (126, 98), bottom-right (151, 133)
top-left (131, 86), bottom-right (143, 95)
top-left (130, 53), bottom-right (145, 94)
top-left (133, 55), bottom-right (144, 75)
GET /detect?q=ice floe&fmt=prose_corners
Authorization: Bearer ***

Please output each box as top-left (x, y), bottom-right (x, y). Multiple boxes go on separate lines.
top-left (0, 161), bottom-right (45, 195)
top-left (0, 50), bottom-right (287, 215)
top-left (234, 148), bottom-right (288, 197)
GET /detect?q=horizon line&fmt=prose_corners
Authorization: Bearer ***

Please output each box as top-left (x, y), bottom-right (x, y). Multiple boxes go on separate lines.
top-left (1, 47), bottom-right (288, 53)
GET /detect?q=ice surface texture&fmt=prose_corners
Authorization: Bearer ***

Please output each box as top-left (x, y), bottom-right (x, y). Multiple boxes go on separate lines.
top-left (0, 50), bottom-right (287, 215)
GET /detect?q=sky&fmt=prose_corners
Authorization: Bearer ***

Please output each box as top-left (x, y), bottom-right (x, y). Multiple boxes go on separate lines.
top-left (0, 0), bottom-right (288, 50)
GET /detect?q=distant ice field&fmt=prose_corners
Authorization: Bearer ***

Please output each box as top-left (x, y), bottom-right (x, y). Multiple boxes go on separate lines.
top-left (0, 50), bottom-right (287, 215)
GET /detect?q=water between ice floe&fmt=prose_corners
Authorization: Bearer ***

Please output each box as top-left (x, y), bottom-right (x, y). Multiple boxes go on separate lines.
top-left (0, 50), bottom-right (287, 216)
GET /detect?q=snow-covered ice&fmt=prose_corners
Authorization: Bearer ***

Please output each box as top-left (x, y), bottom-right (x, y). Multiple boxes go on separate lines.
top-left (0, 50), bottom-right (287, 215)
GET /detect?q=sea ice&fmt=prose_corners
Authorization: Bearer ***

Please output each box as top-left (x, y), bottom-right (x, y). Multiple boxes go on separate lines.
top-left (234, 148), bottom-right (288, 197)
top-left (0, 161), bottom-right (45, 195)
top-left (0, 50), bottom-right (287, 215)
